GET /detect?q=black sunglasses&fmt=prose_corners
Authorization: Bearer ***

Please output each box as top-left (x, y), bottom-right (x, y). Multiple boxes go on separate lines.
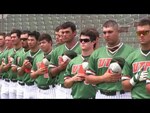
top-left (20, 38), bottom-right (28, 41)
top-left (79, 39), bottom-right (91, 43)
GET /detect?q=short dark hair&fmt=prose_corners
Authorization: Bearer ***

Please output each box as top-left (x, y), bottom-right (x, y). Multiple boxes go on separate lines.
top-left (87, 28), bottom-right (99, 38)
top-left (39, 33), bottom-right (53, 44)
top-left (80, 28), bottom-right (97, 42)
top-left (0, 32), bottom-right (6, 37)
top-left (28, 31), bottom-right (40, 41)
top-left (55, 25), bottom-right (62, 32)
top-left (61, 21), bottom-right (76, 32)
top-left (22, 30), bottom-right (31, 35)
top-left (5, 33), bottom-right (11, 37)
top-left (10, 29), bottom-right (22, 38)
top-left (103, 20), bottom-right (118, 28)
top-left (137, 18), bottom-right (150, 26)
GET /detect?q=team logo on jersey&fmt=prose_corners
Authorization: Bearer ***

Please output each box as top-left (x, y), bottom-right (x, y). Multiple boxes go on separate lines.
top-left (58, 56), bottom-right (63, 65)
top-left (98, 58), bottom-right (112, 68)
top-left (36, 62), bottom-right (41, 69)
top-left (71, 64), bottom-right (82, 74)
top-left (133, 61), bottom-right (150, 73)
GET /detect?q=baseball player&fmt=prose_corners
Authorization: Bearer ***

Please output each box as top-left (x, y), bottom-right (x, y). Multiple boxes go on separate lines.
top-left (49, 21), bottom-right (81, 99)
top-left (122, 18), bottom-right (150, 99)
top-left (17, 31), bottom-right (42, 99)
top-left (15, 30), bottom-right (30, 99)
top-left (86, 28), bottom-right (100, 50)
top-left (54, 25), bottom-right (64, 47)
top-left (0, 33), bottom-right (14, 99)
top-left (30, 33), bottom-right (56, 99)
top-left (9, 29), bottom-right (25, 99)
top-left (0, 32), bottom-right (6, 99)
top-left (64, 28), bottom-right (98, 99)
top-left (84, 20), bottom-right (134, 99)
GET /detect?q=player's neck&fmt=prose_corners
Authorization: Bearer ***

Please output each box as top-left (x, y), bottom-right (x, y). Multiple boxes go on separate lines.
top-left (30, 46), bottom-right (40, 53)
top-left (82, 49), bottom-right (94, 56)
top-left (106, 42), bottom-right (123, 52)
top-left (65, 38), bottom-right (78, 50)
top-left (141, 44), bottom-right (150, 51)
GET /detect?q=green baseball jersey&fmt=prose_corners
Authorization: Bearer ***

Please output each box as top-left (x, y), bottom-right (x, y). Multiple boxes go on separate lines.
top-left (50, 42), bottom-right (81, 85)
top-left (122, 49), bottom-right (150, 99)
top-left (0, 47), bottom-right (7, 65)
top-left (9, 47), bottom-right (25, 80)
top-left (1, 48), bottom-right (12, 79)
top-left (22, 49), bottom-right (43, 83)
top-left (5, 48), bottom-right (19, 80)
top-left (89, 43), bottom-right (134, 91)
top-left (64, 55), bottom-right (97, 99)
top-left (0, 47), bottom-right (8, 78)
top-left (33, 51), bottom-right (55, 87)
top-left (17, 49), bottom-right (29, 81)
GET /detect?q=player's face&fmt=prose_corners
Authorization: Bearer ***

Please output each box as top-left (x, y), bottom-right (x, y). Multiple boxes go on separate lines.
top-left (0, 35), bottom-right (5, 47)
top-left (27, 36), bottom-right (38, 49)
top-left (103, 26), bottom-right (120, 47)
top-left (20, 33), bottom-right (29, 49)
top-left (5, 36), bottom-right (13, 48)
top-left (79, 35), bottom-right (94, 51)
top-left (11, 33), bottom-right (20, 46)
top-left (40, 39), bottom-right (52, 53)
top-left (136, 25), bottom-right (150, 46)
top-left (58, 30), bottom-right (64, 44)
top-left (55, 31), bottom-right (60, 44)
top-left (61, 27), bottom-right (76, 43)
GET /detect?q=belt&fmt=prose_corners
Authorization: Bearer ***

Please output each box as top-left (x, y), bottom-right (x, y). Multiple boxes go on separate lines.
top-left (11, 79), bottom-right (17, 82)
top-left (99, 89), bottom-right (125, 96)
top-left (25, 82), bottom-right (34, 86)
top-left (52, 84), bottom-right (55, 88)
top-left (18, 81), bottom-right (25, 86)
top-left (38, 86), bottom-right (49, 90)
top-left (57, 84), bottom-right (63, 87)
top-left (5, 78), bottom-right (10, 82)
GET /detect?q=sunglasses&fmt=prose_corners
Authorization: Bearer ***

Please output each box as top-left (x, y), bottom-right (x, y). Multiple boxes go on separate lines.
top-left (20, 38), bottom-right (28, 41)
top-left (79, 39), bottom-right (91, 43)
top-left (136, 30), bottom-right (150, 36)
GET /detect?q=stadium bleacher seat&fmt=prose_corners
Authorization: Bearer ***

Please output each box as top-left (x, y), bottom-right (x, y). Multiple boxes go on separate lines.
top-left (1, 14), bottom-right (150, 47)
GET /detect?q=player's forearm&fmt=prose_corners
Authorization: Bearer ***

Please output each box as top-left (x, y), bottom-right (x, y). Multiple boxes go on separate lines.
top-left (18, 66), bottom-right (26, 76)
top-left (122, 80), bottom-right (132, 91)
top-left (85, 75), bottom-right (105, 84)
top-left (49, 66), bottom-right (63, 77)
top-left (2, 64), bottom-right (11, 72)
top-left (0, 65), bottom-right (3, 73)
top-left (146, 84), bottom-right (150, 94)
top-left (30, 71), bottom-right (39, 79)
top-left (64, 77), bottom-right (74, 88)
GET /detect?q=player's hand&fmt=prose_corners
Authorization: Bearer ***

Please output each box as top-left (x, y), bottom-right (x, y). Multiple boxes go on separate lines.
top-left (102, 70), bottom-right (121, 83)
top-left (36, 67), bottom-right (47, 75)
top-left (23, 60), bottom-right (32, 69)
top-left (58, 59), bottom-right (69, 71)
top-left (130, 66), bottom-right (147, 86)
top-left (72, 73), bottom-right (85, 82)
top-left (11, 65), bottom-right (18, 72)
top-left (139, 71), bottom-right (148, 81)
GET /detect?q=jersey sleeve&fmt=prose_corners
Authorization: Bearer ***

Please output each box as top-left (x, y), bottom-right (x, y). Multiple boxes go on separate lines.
top-left (122, 55), bottom-right (133, 78)
top-left (64, 60), bottom-right (74, 77)
top-left (88, 52), bottom-right (97, 74)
